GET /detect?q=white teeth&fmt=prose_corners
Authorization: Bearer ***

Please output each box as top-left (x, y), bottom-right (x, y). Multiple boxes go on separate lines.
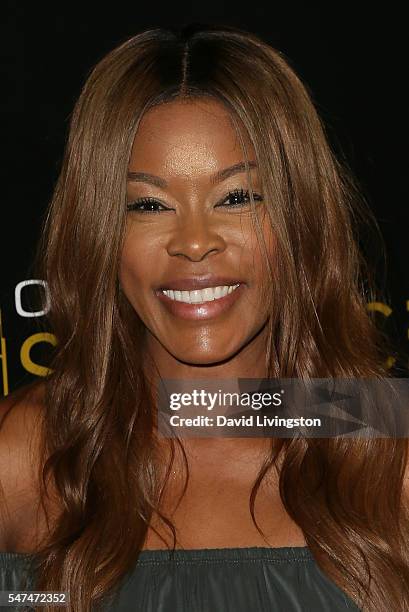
top-left (161, 284), bottom-right (240, 304)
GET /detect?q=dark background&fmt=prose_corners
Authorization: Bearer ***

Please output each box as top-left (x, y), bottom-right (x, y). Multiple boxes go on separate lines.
top-left (1, 4), bottom-right (408, 395)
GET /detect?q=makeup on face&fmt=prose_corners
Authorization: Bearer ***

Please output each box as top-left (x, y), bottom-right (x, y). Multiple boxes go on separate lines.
top-left (154, 281), bottom-right (246, 321)
top-left (119, 98), bottom-right (275, 368)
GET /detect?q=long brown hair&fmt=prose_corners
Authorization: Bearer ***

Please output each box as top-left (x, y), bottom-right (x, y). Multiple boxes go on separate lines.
top-left (15, 23), bottom-right (409, 611)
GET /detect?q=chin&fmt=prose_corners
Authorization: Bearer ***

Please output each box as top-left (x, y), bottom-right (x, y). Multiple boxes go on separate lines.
top-left (171, 345), bottom-right (244, 367)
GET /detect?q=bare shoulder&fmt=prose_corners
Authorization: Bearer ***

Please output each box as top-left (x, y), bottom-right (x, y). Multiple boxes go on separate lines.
top-left (0, 380), bottom-right (45, 436)
top-left (0, 380), bottom-right (49, 552)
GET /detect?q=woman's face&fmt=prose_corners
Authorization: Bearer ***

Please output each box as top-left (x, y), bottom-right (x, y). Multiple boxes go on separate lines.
top-left (119, 97), bottom-right (276, 366)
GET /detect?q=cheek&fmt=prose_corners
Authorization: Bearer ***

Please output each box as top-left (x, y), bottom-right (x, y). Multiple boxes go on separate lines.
top-left (243, 216), bottom-right (277, 282)
top-left (118, 235), bottom-right (147, 299)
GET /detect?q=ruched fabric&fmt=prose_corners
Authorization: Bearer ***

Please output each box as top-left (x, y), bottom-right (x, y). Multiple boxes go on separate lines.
top-left (0, 546), bottom-right (361, 611)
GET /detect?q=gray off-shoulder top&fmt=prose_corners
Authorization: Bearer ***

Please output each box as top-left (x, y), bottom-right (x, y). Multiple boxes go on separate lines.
top-left (0, 546), bottom-right (361, 611)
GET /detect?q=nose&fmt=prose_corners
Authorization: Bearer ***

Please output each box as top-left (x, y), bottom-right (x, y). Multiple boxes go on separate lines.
top-left (166, 214), bottom-right (227, 262)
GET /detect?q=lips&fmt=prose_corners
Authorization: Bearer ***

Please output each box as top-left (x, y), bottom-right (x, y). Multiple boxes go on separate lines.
top-left (155, 281), bottom-right (246, 321)
top-left (157, 275), bottom-right (244, 291)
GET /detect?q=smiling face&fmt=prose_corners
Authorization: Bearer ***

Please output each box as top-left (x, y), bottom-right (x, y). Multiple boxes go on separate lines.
top-left (119, 97), bottom-right (276, 370)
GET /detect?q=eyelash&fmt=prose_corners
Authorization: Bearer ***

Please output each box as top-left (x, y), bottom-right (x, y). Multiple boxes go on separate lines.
top-left (126, 188), bottom-right (263, 214)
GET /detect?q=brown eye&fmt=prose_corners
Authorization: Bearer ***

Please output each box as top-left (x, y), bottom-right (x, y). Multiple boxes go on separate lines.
top-left (126, 189), bottom-right (263, 214)
top-left (126, 198), bottom-right (170, 213)
top-left (217, 188), bottom-right (263, 208)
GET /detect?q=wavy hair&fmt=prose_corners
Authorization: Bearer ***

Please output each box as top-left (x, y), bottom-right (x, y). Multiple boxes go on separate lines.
top-left (15, 23), bottom-right (409, 611)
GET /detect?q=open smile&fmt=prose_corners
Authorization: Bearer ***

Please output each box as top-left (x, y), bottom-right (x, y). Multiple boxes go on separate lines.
top-left (154, 283), bottom-right (245, 320)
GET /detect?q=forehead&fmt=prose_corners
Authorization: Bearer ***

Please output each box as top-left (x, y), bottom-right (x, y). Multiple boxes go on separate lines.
top-left (128, 97), bottom-right (255, 178)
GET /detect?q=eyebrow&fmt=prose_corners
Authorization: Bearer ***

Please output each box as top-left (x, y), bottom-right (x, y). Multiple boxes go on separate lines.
top-left (126, 161), bottom-right (258, 188)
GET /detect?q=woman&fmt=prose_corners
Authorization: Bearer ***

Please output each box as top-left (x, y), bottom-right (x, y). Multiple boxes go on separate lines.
top-left (0, 22), bottom-right (408, 612)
